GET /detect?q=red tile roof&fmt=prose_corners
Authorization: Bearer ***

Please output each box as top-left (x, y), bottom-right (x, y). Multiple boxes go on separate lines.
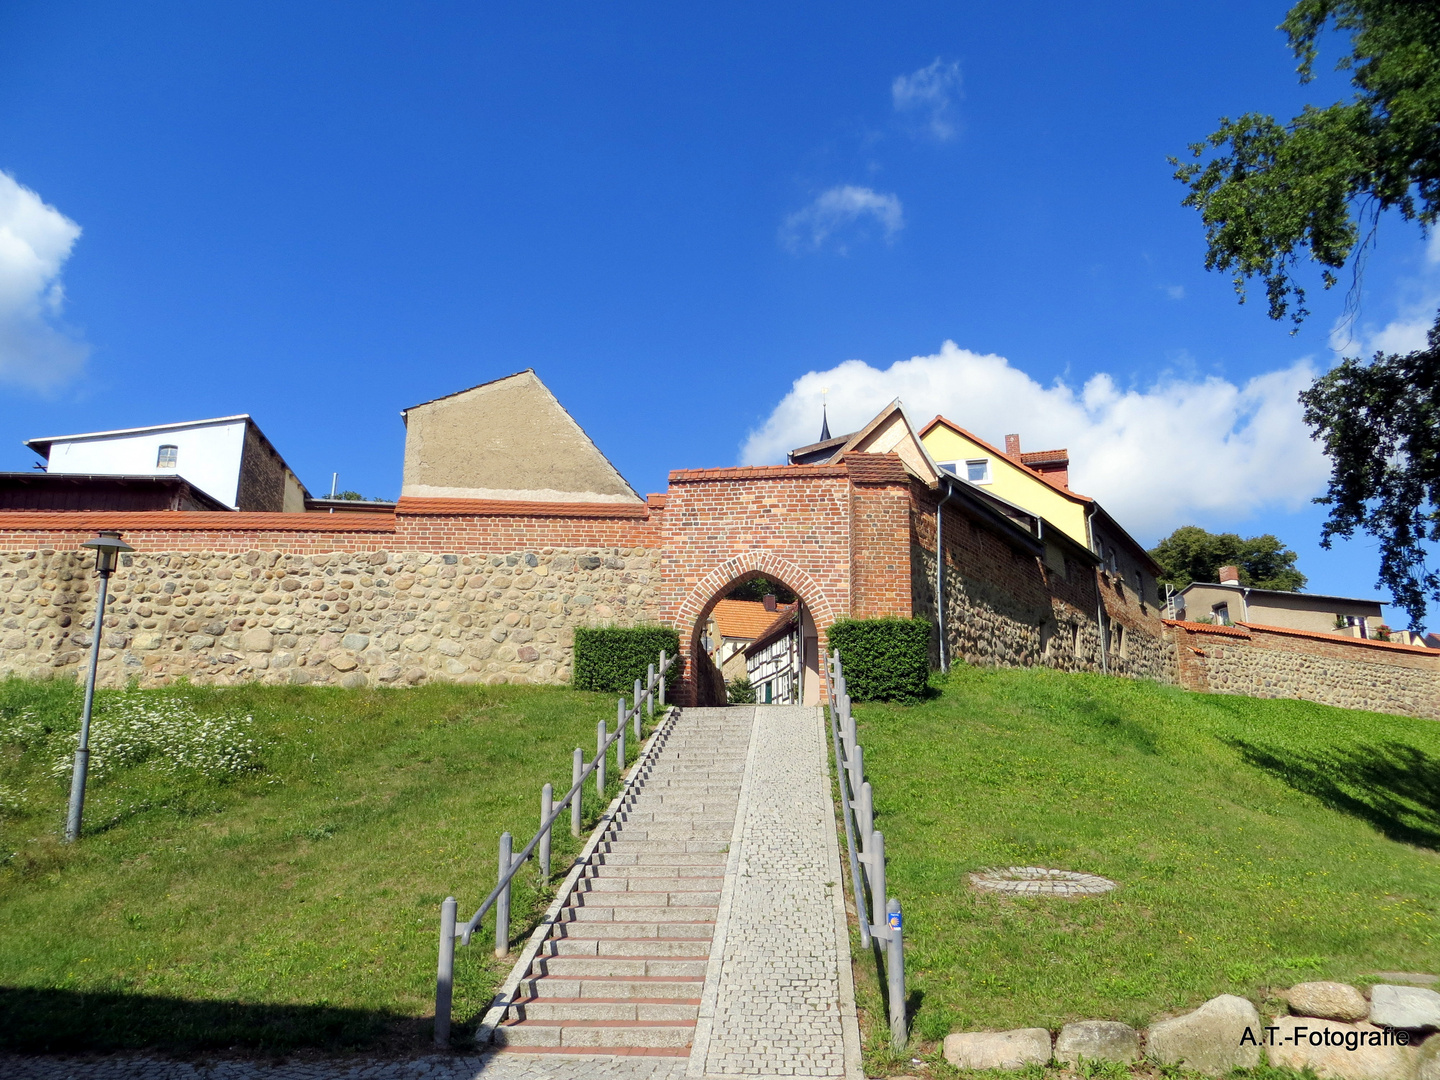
top-left (0, 510), bottom-right (395, 533)
top-left (919, 415), bottom-right (1094, 503)
top-left (841, 452), bottom-right (910, 484)
top-left (710, 599), bottom-right (794, 640)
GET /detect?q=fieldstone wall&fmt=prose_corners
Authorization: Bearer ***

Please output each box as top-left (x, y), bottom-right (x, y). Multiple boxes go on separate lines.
top-left (1174, 621), bottom-right (1440, 720)
top-left (0, 545), bottom-right (661, 689)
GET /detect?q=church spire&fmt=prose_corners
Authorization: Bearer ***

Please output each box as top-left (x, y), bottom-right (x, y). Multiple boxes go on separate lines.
top-left (819, 386), bottom-right (831, 441)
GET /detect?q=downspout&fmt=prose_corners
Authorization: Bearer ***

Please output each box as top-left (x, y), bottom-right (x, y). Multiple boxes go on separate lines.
top-left (1241, 587), bottom-right (1251, 624)
top-left (1087, 504), bottom-right (1109, 674)
top-left (936, 480), bottom-right (955, 672)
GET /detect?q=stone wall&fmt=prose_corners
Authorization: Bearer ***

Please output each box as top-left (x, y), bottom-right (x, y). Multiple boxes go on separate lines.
top-left (910, 487), bottom-right (1175, 681)
top-left (1169, 620), bottom-right (1440, 719)
top-left (0, 543), bottom-right (661, 689)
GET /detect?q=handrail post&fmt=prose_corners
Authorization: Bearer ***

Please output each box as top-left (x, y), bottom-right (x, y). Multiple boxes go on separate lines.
top-left (617, 697), bottom-right (626, 773)
top-left (572, 748), bottom-right (583, 837)
top-left (646, 663), bottom-right (656, 725)
top-left (850, 744), bottom-right (865, 806)
top-left (435, 896), bottom-right (457, 1046)
top-left (869, 829), bottom-right (886, 932)
top-left (886, 898), bottom-right (907, 1050)
top-left (539, 783), bottom-right (553, 879)
top-left (596, 720), bottom-right (606, 796)
top-left (859, 781), bottom-right (874, 855)
top-left (659, 649), bottom-right (667, 709)
top-left (495, 831), bottom-right (512, 957)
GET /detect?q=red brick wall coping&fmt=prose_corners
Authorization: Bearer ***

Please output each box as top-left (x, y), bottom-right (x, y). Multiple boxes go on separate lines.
top-left (1164, 618), bottom-right (1438, 654)
top-left (0, 510), bottom-right (395, 533)
top-left (667, 464), bottom-right (848, 483)
top-left (394, 496), bottom-right (652, 519)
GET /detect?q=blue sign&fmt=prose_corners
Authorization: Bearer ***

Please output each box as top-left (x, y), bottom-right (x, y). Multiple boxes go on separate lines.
top-left (888, 909), bottom-right (902, 930)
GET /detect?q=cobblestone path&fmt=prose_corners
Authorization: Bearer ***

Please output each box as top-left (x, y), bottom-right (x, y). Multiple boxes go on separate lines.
top-left (688, 705), bottom-right (861, 1080)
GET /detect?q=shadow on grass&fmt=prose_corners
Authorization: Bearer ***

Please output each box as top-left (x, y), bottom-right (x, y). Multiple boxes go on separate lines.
top-left (1227, 738), bottom-right (1440, 850)
top-left (0, 986), bottom-right (431, 1054)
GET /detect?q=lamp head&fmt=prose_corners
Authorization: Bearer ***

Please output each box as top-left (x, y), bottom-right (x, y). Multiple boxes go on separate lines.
top-left (81, 530), bottom-right (134, 575)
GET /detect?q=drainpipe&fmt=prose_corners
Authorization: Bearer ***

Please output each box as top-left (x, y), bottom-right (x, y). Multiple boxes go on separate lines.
top-left (1086, 504), bottom-right (1109, 674)
top-left (1241, 587), bottom-right (1251, 624)
top-left (936, 480), bottom-right (955, 672)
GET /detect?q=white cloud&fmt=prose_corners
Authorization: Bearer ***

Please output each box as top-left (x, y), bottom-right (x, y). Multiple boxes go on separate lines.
top-left (0, 172), bottom-right (88, 390)
top-left (780, 186), bottom-right (904, 254)
top-left (741, 341), bottom-right (1329, 540)
top-left (1329, 230), bottom-right (1440, 358)
top-left (1165, 284), bottom-right (1186, 300)
top-left (891, 59), bottom-right (963, 142)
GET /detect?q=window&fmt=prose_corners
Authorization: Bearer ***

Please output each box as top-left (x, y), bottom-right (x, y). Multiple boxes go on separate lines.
top-left (156, 444), bottom-right (178, 468)
top-left (965, 458), bottom-right (991, 484)
top-left (1213, 603), bottom-right (1231, 626)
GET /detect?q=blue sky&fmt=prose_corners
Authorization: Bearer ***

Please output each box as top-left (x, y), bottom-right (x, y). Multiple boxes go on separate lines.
top-left (1, 2), bottom-right (1435, 620)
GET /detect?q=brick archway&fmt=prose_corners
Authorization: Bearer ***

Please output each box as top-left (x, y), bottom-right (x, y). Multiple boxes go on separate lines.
top-left (673, 550), bottom-right (841, 706)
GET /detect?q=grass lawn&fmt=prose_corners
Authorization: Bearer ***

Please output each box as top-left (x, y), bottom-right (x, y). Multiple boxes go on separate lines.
top-left (842, 665), bottom-right (1440, 1071)
top-left (0, 677), bottom-right (645, 1054)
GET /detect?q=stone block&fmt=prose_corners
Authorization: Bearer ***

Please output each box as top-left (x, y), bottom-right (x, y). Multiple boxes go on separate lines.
top-left (339, 672), bottom-right (367, 689)
top-left (340, 632), bottom-right (368, 652)
top-left (1055, 1020), bottom-right (1140, 1064)
top-left (1373, 986), bottom-right (1440, 1031)
top-left (1290, 982), bottom-right (1370, 1022)
top-left (240, 628), bottom-right (274, 652)
top-left (943, 1029), bottom-right (1051, 1071)
top-left (132, 632), bottom-right (163, 651)
top-left (1147, 994), bottom-right (1262, 1075)
top-left (329, 652), bottom-right (358, 672)
top-left (1268, 1015), bottom-right (1419, 1080)
top-left (187, 634), bottom-right (216, 651)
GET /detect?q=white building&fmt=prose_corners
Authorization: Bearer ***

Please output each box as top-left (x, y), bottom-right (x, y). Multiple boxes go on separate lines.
top-left (25, 415), bottom-right (309, 512)
top-left (744, 604), bottom-right (801, 705)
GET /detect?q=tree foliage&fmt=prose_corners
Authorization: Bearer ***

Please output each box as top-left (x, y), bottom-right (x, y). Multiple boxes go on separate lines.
top-left (1300, 316), bottom-right (1440, 626)
top-left (725, 575), bottom-right (796, 604)
top-left (1174, 1), bottom-right (1440, 325)
top-left (1148, 526), bottom-right (1307, 593)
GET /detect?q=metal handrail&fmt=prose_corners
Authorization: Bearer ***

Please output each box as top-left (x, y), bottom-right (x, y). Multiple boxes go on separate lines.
top-left (824, 647), bottom-right (906, 1050)
top-left (434, 649), bottom-right (676, 1045)
top-left (825, 649), bottom-right (871, 948)
top-left (461, 650), bottom-right (675, 940)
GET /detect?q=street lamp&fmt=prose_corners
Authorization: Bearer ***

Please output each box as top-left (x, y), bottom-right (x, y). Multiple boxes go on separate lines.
top-left (64, 530), bottom-right (134, 843)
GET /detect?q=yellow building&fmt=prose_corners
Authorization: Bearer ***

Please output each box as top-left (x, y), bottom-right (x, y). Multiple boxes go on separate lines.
top-left (919, 416), bottom-right (1090, 547)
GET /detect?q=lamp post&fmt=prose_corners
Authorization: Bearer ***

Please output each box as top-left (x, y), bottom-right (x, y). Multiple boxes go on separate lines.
top-left (64, 530), bottom-right (134, 843)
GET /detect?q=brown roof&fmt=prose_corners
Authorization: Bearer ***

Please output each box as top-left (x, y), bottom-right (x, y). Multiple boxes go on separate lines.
top-left (841, 452), bottom-right (910, 484)
top-left (1020, 449), bottom-right (1068, 466)
top-left (711, 599), bottom-right (794, 640)
top-left (1164, 618), bottom-right (1439, 653)
top-left (746, 605), bottom-right (801, 655)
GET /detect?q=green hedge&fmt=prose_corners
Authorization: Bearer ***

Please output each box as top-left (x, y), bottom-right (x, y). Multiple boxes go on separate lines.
top-left (827, 617), bottom-right (932, 703)
top-left (573, 626), bottom-right (682, 693)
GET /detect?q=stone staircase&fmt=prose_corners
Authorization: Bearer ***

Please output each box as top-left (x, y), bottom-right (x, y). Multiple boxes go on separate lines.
top-left (494, 707), bottom-right (748, 1055)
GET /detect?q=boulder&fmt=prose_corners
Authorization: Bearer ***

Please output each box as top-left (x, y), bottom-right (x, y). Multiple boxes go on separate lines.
top-left (1290, 982), bottom-right (1370, 1022)
top-left (1372, 985), bottom-right (1440, 1032)
top-left (942, 1029), bottom-right (1051, 1071)
top-left (1055, 1020), bottom-right (1139, 1064)
top-left (1147, 994), bottom-right (1262, 1076)
top-left (242, 628), bottom-right (274, 652)
top-left (1268, 1015), bottom-right (1419, 1080)
top-left (328, 652), bottom-right (358, 672)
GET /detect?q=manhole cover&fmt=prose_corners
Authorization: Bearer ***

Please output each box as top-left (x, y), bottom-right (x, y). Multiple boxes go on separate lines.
top-left (968, 866), bottom-right (1117, 896)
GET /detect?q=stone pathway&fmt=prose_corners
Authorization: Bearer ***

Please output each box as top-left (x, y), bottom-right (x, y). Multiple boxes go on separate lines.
top-left (688, 705), bottom-right (861, 1080)
top-left (5, 706), bottom-right (861, 1080)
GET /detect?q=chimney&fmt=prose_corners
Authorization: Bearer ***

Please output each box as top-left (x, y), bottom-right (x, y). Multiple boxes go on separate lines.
top-left (763, 594), bottom-right (777, 611)
top-left (1004, 434), bottom-right (1021, 458)
top-left (1218, 565), bottom-right (1241, 586)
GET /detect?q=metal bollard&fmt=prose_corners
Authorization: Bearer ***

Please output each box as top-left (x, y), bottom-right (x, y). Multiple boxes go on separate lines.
top-left (496, 831), bottom-right (513, 957)
top-left (540, 783), bottom-right (553, 879)
top-left (647, 663), bottom-right (656, 722)
top-left (635, 693), bottom-right (644, 740)
top-left (596, 720), bottom-right (606, 796)
top-left (868, 829), bottom-right (886, 926)
top-left (572, 748), bottom-right (583, 837)
top-left (434, 896), bottom-right (457, 1046)
top-left (886, 898), bottom-right (907, 1050)
top-left (859, 782), bottom-right (874, 854)
top-left (659, 650), bottom-right (667, 708)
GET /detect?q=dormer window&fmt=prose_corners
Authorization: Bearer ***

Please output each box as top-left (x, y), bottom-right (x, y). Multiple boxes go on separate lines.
top-left (965, 459), bottom-right (991, 484)
top-left (156, 444), bottom-right (178, 469)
